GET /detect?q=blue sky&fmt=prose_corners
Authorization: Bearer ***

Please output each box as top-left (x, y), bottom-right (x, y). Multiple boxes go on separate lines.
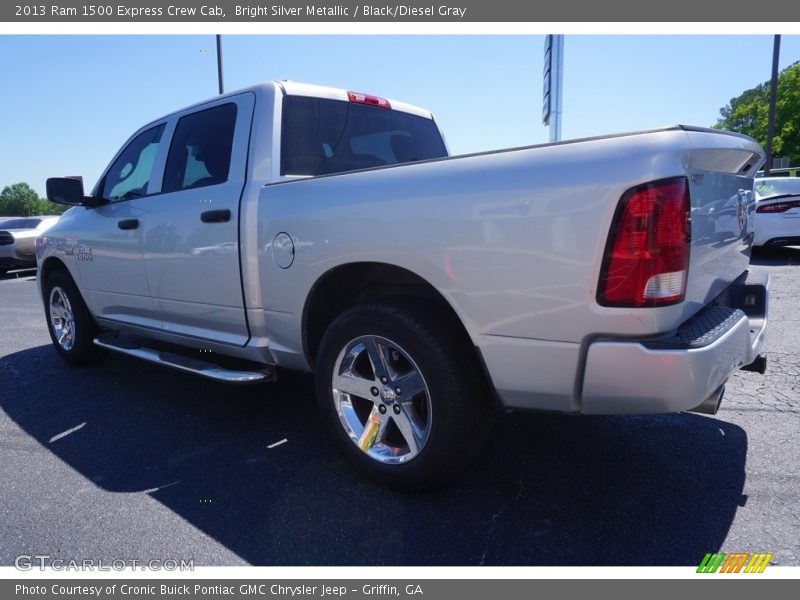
top-left (1, 34), bottom-right (799, 196)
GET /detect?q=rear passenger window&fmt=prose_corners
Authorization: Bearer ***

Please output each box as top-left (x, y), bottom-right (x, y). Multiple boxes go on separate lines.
top-left (162, 103), bottom-right (237, 193)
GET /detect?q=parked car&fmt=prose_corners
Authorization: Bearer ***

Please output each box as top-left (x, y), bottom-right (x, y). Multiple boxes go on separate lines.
top-left (753, 177), bottom-right (800, 247)
top-left (40, 81), bottom-right (769, 489)
top-left (0, 216), bottom-right (22, 227)
top-left (0, 216), bottom-right (60, 275)
top-left (756, 167), bottom-right (799, 178)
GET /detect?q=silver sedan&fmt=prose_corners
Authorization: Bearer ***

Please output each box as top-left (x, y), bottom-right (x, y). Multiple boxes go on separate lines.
top-left (0, 216), bottom-right (61, 275)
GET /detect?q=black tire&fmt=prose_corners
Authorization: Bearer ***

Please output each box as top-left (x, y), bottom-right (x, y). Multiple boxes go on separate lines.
top-left (315, 297), bottom-right (494, 491)
top-left (44, 269), bottom-right (100, 365)
top-left (0, 268), bottom-right (7, 277)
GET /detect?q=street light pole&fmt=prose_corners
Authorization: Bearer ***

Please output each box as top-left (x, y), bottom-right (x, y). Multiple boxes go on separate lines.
top-left (216, 34), bottom-right (225, 95)
top-left (764, 35), bottom-right (781, 176)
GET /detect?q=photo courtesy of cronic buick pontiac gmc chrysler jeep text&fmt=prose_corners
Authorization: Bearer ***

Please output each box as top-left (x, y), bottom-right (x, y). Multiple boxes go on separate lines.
top-left (39, 81), bottom-right (769, 489)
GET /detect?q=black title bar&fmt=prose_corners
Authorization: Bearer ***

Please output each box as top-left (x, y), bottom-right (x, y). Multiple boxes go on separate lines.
top-left (4, 0), bottom-right (800, 22)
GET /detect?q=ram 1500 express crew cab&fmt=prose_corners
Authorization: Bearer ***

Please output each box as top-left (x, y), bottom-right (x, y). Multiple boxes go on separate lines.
top-left (40, 81), bottom-right (769, 489)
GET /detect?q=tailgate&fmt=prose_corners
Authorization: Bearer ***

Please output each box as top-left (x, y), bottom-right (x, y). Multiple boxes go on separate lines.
top-left (681, 127), bottom-right (764, 308)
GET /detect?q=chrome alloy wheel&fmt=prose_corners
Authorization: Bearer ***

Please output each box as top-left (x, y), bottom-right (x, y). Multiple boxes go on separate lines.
top-left (332, 335), bottom-right (432, 464)
top-left (49, 286), bottom-right (76, 351)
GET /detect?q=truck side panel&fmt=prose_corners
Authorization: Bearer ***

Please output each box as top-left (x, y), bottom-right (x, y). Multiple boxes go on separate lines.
top-left (253, 129), bottom-right (761, 410)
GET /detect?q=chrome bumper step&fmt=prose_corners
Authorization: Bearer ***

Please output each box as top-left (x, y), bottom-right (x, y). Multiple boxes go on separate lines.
top-left (93, 335), bottom-right (275, 384)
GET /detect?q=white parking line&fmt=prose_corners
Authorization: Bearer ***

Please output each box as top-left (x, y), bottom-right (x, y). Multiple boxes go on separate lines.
top-left (141, 481), bottom-right (182, 494)
top-left (49, 422), bottom-right (86, 443)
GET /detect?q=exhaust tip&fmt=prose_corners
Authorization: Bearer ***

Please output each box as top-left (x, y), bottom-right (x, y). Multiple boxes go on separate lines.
top-left (689, 385), bottom-right (725, 415)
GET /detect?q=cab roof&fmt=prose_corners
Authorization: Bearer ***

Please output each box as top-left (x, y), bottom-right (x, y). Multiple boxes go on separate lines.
top-left (163, 81), bottom-right (434, 121)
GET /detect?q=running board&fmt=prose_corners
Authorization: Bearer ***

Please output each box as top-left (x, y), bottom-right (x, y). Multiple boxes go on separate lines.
top-left (93, 336), bottom-right (275, 384)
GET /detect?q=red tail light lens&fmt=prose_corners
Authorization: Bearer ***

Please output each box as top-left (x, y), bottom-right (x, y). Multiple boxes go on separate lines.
top-left (348, 91), bottom-right (391, 109)
top-left (598, 177), bottom-right (690, 307)
top-left (756, 200), bottom-right (800, 213)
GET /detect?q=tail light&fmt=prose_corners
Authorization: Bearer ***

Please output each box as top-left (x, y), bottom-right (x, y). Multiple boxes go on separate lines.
top-left (756, 199), bottom-right (800, 213)
top-left (348, 91), bottom-right (391, 110)
top-left (598, 177), bottom-right (691, 308)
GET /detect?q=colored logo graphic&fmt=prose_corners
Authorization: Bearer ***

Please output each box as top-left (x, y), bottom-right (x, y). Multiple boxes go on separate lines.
top-left (697, 552), bottom-right (773, 573)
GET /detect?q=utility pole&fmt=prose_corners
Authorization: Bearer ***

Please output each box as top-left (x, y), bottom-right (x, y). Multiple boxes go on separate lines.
top-left (216, 34), bottom-right (225, 95)
top-left (763, 35), bottom-right (781, 176)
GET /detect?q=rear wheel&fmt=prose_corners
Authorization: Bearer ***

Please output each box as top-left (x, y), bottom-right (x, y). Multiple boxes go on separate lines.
top-left (44, 269), bottom-right (100, 365)
top-left (315, 298), bottom-right (493, 490)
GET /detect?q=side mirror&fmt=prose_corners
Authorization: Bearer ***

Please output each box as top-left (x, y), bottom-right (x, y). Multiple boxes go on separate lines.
top-left (46, 177), bottom-right (103, 207)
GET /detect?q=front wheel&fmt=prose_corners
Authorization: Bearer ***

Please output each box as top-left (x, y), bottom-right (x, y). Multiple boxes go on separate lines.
top-left (44, 269), bottom-right (100, 365)
top-left (315, 299), bottom-right (493, 490)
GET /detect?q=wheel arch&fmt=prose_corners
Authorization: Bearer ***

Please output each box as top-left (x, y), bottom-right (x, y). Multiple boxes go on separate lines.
top-left (302, 262), bottom-right (479, 372)
top-left (39, 257), bottom-right (71, 299)
top-left (39, 257), bottom-right (94, 325)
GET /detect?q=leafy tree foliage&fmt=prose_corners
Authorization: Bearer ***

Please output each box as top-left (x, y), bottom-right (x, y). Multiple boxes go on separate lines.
top-left (715, 61), bottom-right (800, 165)
top-left (0, 183), bottom-right (67, 216)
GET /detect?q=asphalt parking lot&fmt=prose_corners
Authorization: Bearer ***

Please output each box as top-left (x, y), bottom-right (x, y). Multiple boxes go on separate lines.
top-left (1, 250), bottom-right (798, 567)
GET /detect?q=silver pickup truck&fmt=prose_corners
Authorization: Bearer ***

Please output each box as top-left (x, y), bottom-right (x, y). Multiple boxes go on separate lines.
top-left (41, 81), bottom-right (769, 489)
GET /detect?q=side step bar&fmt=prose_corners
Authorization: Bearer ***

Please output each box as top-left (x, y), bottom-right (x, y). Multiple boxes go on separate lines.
top-left (93, 336), bottom-right (275, 384)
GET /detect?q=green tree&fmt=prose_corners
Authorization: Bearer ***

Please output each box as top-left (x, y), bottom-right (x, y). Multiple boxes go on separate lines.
top-left (714, 61), bottom-right (800, 166)
top-left (0, 182), bottom-right (67, 216)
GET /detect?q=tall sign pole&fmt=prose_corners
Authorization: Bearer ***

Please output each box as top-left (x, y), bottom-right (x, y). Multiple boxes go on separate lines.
top-left (216, 34), bottom-right (225, 95)
top-left (543, 35), bottom-right (564, 142)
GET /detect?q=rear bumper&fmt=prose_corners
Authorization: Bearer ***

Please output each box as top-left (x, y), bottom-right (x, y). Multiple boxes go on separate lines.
top-left (580, 270), bottom-right (769, 415)
top-left (759, 236), bottom-right (800, 248)
top-left (753, 214), bottom-right (800, 247)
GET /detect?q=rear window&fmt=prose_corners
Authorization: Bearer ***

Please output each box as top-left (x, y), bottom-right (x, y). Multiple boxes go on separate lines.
top-left (755, 178), bottom-right (800, 199)
top-left (280, 96), bottom-right (447, 177)
top-left (1, 218), bottom-right (42, 229)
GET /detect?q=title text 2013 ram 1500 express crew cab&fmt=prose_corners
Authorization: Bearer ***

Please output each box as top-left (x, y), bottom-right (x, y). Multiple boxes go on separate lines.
top-left (40, 81), bottom-right (769, 489)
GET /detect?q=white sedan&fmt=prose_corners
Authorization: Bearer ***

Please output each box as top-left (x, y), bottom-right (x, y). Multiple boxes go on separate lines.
top-left (753, 177), bottom-right (800, 247)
